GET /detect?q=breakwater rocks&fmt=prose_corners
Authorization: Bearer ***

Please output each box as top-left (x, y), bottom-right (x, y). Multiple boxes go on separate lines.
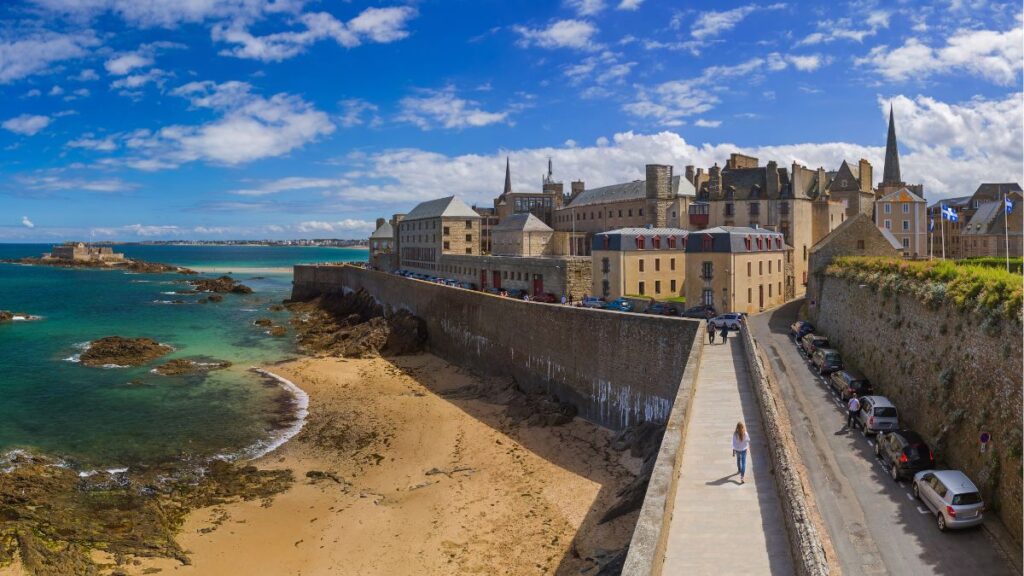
top-left (79, 336), bottom-right (173, 367)
top-left (189, 275), bottom-right (253, 294)
top-left (0, 311), bottom-right (39, 323)
top-left (287, 289), bottom-right (426, 358)
top-left (152, 358), bottom-right (232, 376)
top-left (3, 257), bottom-right (196, 275)
top-left (0, 451), bottom-right (292, 576)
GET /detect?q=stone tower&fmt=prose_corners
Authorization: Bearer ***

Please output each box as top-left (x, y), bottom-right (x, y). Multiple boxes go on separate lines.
top-left (645, 164), bottom-right (673, 227)
top-left (503, 156), bottom-right (512, 196)
top-left (882, 105), bottom-right (902, 187)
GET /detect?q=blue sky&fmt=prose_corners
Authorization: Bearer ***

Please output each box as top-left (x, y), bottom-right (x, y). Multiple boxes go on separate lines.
top-left (1, 0), bottom-right (1021, 240)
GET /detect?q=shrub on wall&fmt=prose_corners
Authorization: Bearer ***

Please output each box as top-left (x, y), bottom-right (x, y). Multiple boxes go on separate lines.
top-left (825, 257), bottom-right (1023, 321)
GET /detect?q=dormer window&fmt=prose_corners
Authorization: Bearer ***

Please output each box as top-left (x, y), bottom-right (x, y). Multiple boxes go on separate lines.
top-left (636, 236), bottom-right (645, 250)
top-left (652, 235), bottom-right (661, 249)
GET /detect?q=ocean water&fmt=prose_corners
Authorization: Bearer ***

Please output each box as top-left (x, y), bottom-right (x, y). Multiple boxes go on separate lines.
top-left (0, 244), bottom-right (366, 469)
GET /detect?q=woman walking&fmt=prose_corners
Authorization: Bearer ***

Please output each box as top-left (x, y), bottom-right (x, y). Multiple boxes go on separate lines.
top-left (706, 320), bottom-right (715, 344)
top-left (732, 422), bottom-right (749, 484)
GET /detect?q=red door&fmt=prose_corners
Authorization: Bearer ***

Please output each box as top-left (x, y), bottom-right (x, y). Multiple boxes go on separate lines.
top-left (492, 271), bottom-right (501, 289)
top-left (533, 277), bottom-right (543, 296)
top-left (480, 270), bottom-right (487, 289)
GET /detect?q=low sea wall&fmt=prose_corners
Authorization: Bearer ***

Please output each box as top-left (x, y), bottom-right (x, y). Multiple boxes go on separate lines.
top-left (292, 265), bottom-right (699, 430)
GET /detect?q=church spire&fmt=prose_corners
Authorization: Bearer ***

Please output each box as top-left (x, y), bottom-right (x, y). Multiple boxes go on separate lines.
top-left (882, 104), bottom-right (902, 185)
top-left (503, 156), bottom-right (512, 196)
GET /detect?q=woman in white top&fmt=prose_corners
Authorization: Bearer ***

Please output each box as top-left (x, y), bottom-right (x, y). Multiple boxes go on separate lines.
top-left (732, 422), bottom-right (750, 483)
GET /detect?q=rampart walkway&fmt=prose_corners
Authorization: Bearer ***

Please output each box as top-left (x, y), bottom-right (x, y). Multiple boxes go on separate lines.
top-left (661, 330), bottom-right (794, 575)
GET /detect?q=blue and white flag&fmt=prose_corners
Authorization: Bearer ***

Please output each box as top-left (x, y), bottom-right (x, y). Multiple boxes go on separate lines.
top-left (929, 218), bottom-right (935, 232)
top-left (1006, 196), bottom-right (1015, 214)
top-left (941, 204), bottom-right (959, 222)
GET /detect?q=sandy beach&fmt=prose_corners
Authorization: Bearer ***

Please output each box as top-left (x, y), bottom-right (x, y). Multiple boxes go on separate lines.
top-left (133, 353), bottom-right (640, 575)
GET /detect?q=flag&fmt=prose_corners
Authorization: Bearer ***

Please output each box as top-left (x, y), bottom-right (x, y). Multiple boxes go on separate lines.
top-left (941, 204), bottom-right (959, 222)
top-left (929, 218), bottom-right (934, 232)
top-left (1006, 196), bottom-right (1015, 214)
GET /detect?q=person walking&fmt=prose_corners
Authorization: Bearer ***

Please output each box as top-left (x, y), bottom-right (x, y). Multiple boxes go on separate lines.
top-left (560, 294), bottom-right (567, 305)
top-left (847, 393), bottom-right (861, 430)
top-left (707, 320), bottom-right (715, 344)
top-left (732, 422), bottom-right (750, 483)
top-left (719, 323), bottom-right (728, 343)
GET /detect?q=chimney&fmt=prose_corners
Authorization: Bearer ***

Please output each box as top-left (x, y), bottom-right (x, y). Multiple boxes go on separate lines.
top-left (375, 217), bottom-right (385, 230)
top-left (685, 165), bottom-right (695, 185)
top-left (570, 180), bottom-right (585, 200)
top-left (766, 160), bottom-right (779, 198)
top-left (859, 159), bottom-right (873, 193)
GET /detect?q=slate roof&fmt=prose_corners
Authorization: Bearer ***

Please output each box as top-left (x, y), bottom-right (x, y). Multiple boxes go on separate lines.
top-left (972, 183), bottom-right (1022, 201)
top-left (961, 201), bottom-right (1005, 236)
top-left (493, 213), bottom-right (552, 232)
top-left (369, 221), bottom-right (394, 239)
top-left (566, 175), bottom-right (695, 208)
top-left (928, 195), bottom-right (972, 211)
top-left (404, 196), bottom-right (481, 221)
top-left (594, 225), bottom-right (786, 253)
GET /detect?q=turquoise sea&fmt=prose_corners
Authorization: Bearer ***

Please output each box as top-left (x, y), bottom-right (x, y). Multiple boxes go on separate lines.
top-left (0, 244), bottom-right (367, 469)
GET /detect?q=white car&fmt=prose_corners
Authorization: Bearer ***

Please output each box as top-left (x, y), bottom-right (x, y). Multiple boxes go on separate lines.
top-left (710, 313), bottom-right (743, 330)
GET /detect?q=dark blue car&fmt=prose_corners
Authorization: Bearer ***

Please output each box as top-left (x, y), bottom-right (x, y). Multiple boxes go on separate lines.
top-left (602, 298), bottom-right (634, 312)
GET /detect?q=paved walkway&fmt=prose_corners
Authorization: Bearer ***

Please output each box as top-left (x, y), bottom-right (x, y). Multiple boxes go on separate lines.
top-left (661, 331), bottom-right (795, 575)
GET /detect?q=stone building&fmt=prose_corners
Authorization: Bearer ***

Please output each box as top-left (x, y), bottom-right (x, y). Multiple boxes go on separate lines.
top-left (551, 164), bottom-right (696, 256)
top-left (960, 189), bottom-right (1024, 258)
top-left (48, 242), bottom-right (125, 262)
top-left (591, 226), bottom-right (789, 314)
top-left (826, 159), bottom-right (876, 219)
top-left (396, 196), bottom-right (481, 274)
top-left (806, 213), bottom-right (902, 306)
top-left (875, 187), bottom-right (927, 257)
top-left (472, 206), bottom-right (499, 254)
top-left (927, 183), bottom-right (1023, 259)
top-left (491, 213), bottom-right (556, 257)
top-left (368, 218), bottom-right (396, 271)
top-left (493, 157), bottom-right (568, 227)
top-left (438, 254), bottom-right (591, 300)
top-left (876, 105), bottom-right (924, 199)
top-left (689, 153), bottom-right (845, 298)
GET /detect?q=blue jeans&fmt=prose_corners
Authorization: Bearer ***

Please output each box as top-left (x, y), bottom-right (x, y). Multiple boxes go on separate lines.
top-left (736, 449), bottom-right (747, 477)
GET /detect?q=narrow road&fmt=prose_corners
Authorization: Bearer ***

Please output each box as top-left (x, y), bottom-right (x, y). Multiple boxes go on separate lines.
top-left (662, 330), bottom-right (794, 575)
top-left (749, 300), bottom-right (1021, 576)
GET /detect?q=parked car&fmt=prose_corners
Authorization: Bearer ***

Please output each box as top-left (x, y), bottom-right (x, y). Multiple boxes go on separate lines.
top-left (710, 313), bottom-right (742, 330)
top-left (856, 395), bottom-right (899, 435)
top-left (645, 302), bottom-right (678, 316)
top-left (680, 304), bottom-right (716, 319)
top-left (790, 320), bottom-right (814, 340)
top-left (799, 333), bottom-right (830, 356)
top-left (913, 470), bottom-right (985, 531)
top-left (580, 296), bottom-right (605, 309)
top-left (532, 292), bottom-right (558, 303)
top-left (876, 430), bottom-right (935, 481)
top-left (811, 348), bottom-right (843, 375)
top-left (506, 289), bottom-right (528, 299)
top-left (483, 287), bottom-right (501, 295)
top-left (602, 298), bottom-right (634, 312)
top-left (828, 370), bottom-right (873, 401)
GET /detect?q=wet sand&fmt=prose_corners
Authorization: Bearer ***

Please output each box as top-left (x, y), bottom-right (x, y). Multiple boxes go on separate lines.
top-left (134, 354), bottom-right (640, 575)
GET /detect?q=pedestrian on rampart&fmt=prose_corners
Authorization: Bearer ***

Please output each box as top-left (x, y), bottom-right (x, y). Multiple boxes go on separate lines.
top-left (847, 393), bottom-right (861, 429)
top-left (707, 320), bottom-right (715, 344)
top-left (732, 422), bottom-right (749, 483)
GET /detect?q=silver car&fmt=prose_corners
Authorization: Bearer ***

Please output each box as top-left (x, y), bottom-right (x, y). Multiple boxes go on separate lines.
top-left (710, 313), bottom-right (742, 330)
top-left (913, 470), bottom-right (985, 531)
top-left (856, 395), bottom-right (899, 435)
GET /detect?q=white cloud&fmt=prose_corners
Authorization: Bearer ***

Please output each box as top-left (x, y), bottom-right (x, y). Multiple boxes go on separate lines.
top-left (110, 68), bottom-right (170, 91)
top-left (117, 80), bottom-right (334, 168)
top-left (856, 24), bottom-right (1023, 85)
top-left (694, 119), bottom-right (721, 128)
top-left (48, 85), bottom-right (64, 96)
top-left (565, 0), bottom-right (606, 17)
top-left (21, 216), bottom-right (35, 228)
top-left (797, 12), bottom-right (890, 46)
top-left (513, 19), bottom-right (599, 50)
top-left (23, 89), bottom-right (41, 98)
top-left (2, 114), bottom-right (52, 135)
top-left (17, 174), bottom-right (137, 193)
top-left (230, 176), bottom-right (345, 196)
top-left (397, 86), bottom-right (511, 130)
top-left (73, 68), bottom-right (99, 81)
top-left (68, 133), bottom-right (118, 151)
top-left (339, 98), bottom-right (380, 128)
top-left (617, 0), bottom-right (643, 10)
top-left (691, 3), bottom-right (785, 43)
top-left (0, 30), bottom-right (98, 84)
top-left (104, 52), bottom-right (154, 75)
top-left (29, 0), bottom-right (303, 28)
top-left (213, 6), bottom-right (417, 62)
top-left (295, 219), bottom-right (376, 234)
top-left (788, 54), bottom-right (828, 71)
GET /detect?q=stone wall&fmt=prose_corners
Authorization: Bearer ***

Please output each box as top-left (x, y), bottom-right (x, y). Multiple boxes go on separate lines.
top-left (812, 276), bottom-right (1023, 542)
top-left (293, 264), bottom-right (698, 430)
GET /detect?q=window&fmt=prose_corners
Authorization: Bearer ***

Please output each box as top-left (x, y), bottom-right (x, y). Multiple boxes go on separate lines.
top-left (768, 284), bottom-right (772, 297)
top-left (701, 261), bottom-right (713, 279)
top-left (655, 258), bottom-right (660, 272)
top-left (702, 235), bottom-right (713, 251)
top-left (749, 203), bottom-right (760, 216)
top-left (639, 259), bottom-right (645, 272)
top-left (748, 288), bottom-right (752, 303)
top-left (465, 247), bottom-right (472, 254)
top-left (759, 261), bottom-right (763, 275)
top-left (884, 203), bottom-right (892, 214)
top-left (602, 279), bottom-right (610, 297)
top-left (653, 236), bottom-right (661, 249)
top-left (902, 238), bottom-right (910, 248)
top-left (902, 203), bottom-right (909, 213)
top-left (768, 260), bottom-right (772, 274)
top-left (465, 220), bottom-right (473, 228)
top-left (639, 208), bottom-right (644, 216)
top-left (884, 219), bottom-right (892, 230)
top-left (747, 262), bottom-right (752, 276)
top-left (628, 209), bottom-right (633, 217)
top-left (639, 281), bottom-right (646, 295)
top-left (702, 289), bottom-right (713, 305)
top-left (655, 280), bottom-right (661, 294)
top-left (857, 240), bottom-right (865, 250)
top-left (503, 271), bottom-right (508, 279)
top-left (725, 203), bottom-right (735, 216)
top-left (443, 226), bottom-right (450, 236)
top-left (668, 236), bottom-right (676, 248)
top-left (778, 282), bottom-right (781, 295)
top-left (670, 258), bottom-right (676, 271)
top-left (443, 241), bottom-right (450, 250)
top-left (601, 257), bottom-right (610, 273)
top-left (636, 236), bottom-right (646, 249)
top-left (671, 279), bottom-right (677, 292)
top-left (902, 220), bottom-right (909, 231)
top-left (466, 234), bottom-right (473, 241)
top-left (618, 210), bottom-right (623, 217)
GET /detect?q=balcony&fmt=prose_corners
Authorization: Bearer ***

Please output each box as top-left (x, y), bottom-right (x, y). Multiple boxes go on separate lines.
top-left (689, 213), bottom-right (709, 227)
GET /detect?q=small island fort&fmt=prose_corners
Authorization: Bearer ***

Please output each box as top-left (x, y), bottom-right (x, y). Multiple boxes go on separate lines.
top-left (45, 242), bottom-right (126, 264)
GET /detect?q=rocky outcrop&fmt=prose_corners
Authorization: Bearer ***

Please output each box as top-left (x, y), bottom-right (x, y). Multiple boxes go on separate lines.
top-left (0, 311), bottom-right (12, 322)
top-left (80, 337), bottom-right (173, 367)
top-left (198, 294), bottom-right (224, 304)
top-left (190, 275), bottom-right (253, 294)
top-left (253, 318), bottom-right (273, 327)
top-left (600, 421), bottom-right (665, 523)
top-left (287, 289), bottom-right (426, 358)
top-left (152, 358), bottom-right (232, 376)
top-left (268, 326), bottom-right (287, 337)
top-left (2, 257), bottom-right (195, 274)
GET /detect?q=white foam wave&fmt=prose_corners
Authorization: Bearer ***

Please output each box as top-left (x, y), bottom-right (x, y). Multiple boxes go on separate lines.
top-left (236, 368), bottom-right (309, 461)
top-left (240, 308), bottom-right (258, 312)
top-left (64, 354), bottom-right (81, 363)
top-left (101, 363), bottom-right (128, 369)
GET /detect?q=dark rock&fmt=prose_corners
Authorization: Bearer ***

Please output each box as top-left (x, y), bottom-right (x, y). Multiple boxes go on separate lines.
top-left (0, 310), bottom-right (12, 322)
top-left (599, 421), bottom-right (666, 524)
top-left (152, 358), bottom-right (232, 376)
top-left (80, 337), bottom-right (173, 367)
top-left (268, 326), bottom-right (287, 337)
top-left (189, 275), bottom-right (252, 294)
top-left (254, 318), bottom-right (273, 327)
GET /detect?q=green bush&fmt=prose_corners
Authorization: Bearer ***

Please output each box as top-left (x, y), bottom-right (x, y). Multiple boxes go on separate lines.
top-left (826, 257), bottom-right (1023, 321)
top-left (959, 257), bottom-right (1023, 275)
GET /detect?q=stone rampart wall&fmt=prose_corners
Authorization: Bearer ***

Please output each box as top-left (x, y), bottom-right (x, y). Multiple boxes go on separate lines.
top-left (812, 276), bottom-right (1023, 542)
top-left (293, 264), bottom-right (698, 430)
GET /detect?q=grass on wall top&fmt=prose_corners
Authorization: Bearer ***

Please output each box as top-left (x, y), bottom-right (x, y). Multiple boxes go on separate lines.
top-left (824, 257), bottom-right (1023, 322)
